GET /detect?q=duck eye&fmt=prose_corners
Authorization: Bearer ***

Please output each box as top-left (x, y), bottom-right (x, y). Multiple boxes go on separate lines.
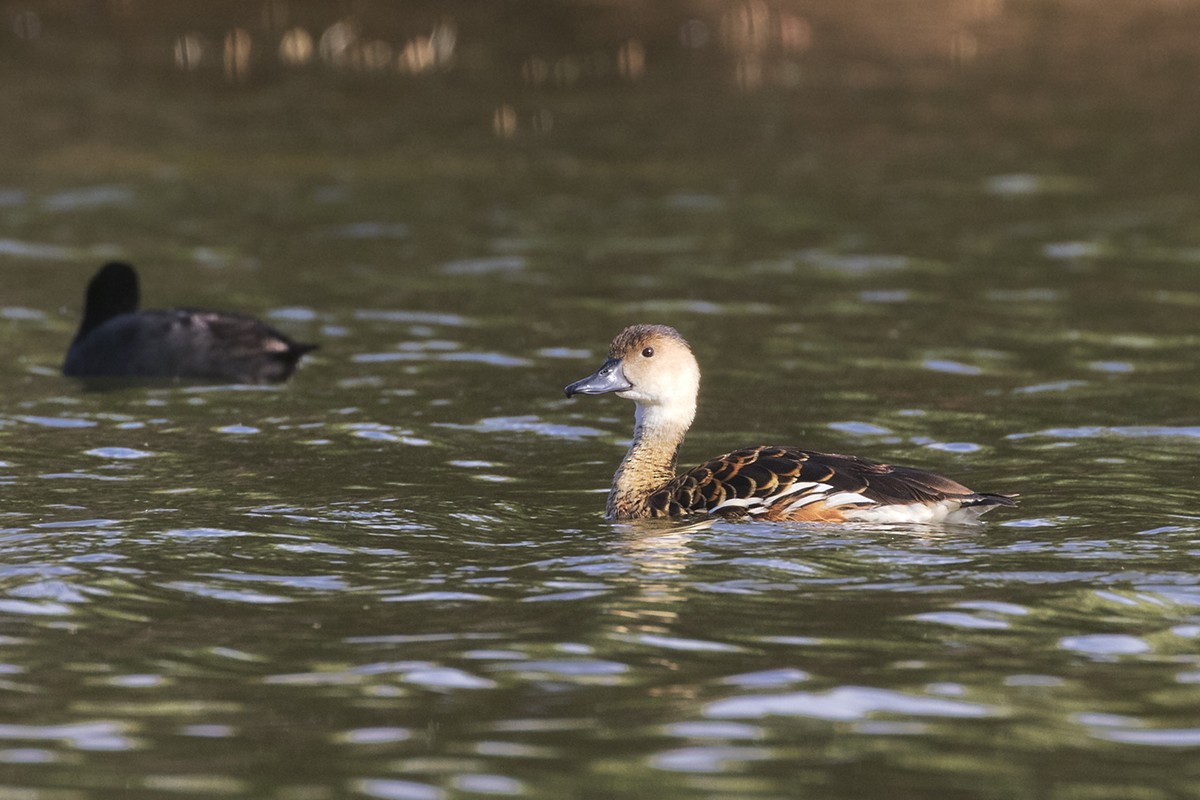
top-left (642, 347), bottom-right (654, 358)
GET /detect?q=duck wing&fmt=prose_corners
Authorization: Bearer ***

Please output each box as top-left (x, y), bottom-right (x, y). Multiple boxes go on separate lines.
top-left (649, 445), bottom-right (1016, 522)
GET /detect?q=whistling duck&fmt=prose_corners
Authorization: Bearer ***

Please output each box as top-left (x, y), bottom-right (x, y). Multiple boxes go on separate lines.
top-left (564, 324), bottom-right (1016, 523)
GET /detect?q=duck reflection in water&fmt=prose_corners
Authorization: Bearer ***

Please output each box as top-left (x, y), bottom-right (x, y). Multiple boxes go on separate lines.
top-left (607, 519), bottom-right (704, 643)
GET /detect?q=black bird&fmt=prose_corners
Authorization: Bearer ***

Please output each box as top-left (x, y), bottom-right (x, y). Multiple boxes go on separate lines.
top-left (63, 262), bottom-right (317, 384)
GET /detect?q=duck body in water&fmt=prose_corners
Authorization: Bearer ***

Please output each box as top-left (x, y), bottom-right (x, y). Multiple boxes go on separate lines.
top-left (564, 324), bottom-right (1017, 523)
top-left (62, 262), bottom-right (317, 384)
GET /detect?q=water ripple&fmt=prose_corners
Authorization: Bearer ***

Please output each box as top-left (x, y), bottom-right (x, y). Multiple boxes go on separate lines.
top-left (1010, 426), bottom-right (1200, 440)
top-left (161, 582), bottom-right (292, 604)
top-left (436, 415), bottom-right (606, 440)
top-left (706, 686), bottom-right (995, 721)
top-left (355, 778), bottom-right (444, 800)
top-left (85, 447), bottom-right (154, 459)
top-left (651, 745), bottom-right (774, 773)
top-left (1092, 728), bottom-right (1200, 747)
top-left (1059, 634), bottom-right (1152, 657)
top-left (354, 310), bottom-right (470, 327)
top-left (0, 721), bottom-right (137, 751)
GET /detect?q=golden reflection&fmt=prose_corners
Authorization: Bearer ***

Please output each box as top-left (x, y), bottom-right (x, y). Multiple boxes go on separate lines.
top-left (223, 28), bottom-right (252, 83)
top-left (173, 33), bottom-right (204, 72)
top-left (723, 0), bottom-right (772, 55)
top-left (318, 18), bottom-right (358, 69)
top-left (717, 2), bottom-right (816, 89)
top-left (616, 38), bottom-right (645, 80)
top-left (398, 20), bottom-right (456, 74)
top-left (114, 1), bottom-right (1024, 87)
top-left (492, 105), bottom-right (518, 139)
top-left (399, 36), bottom-right (435, 73)
top-left (430, 19), bottom-right (458, 68)
top-left (278, 27), bottom-right (313, 66)
top-left (522, 56), bottom-right (549, 86)
top-left (778, 12), bottom-right (812, 53)
top-left (360, 40), bottom-right (393, 72)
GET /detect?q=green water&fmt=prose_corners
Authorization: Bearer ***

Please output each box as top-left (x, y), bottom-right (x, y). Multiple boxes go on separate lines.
top-left (3, 2), bottom-right (1200, 798)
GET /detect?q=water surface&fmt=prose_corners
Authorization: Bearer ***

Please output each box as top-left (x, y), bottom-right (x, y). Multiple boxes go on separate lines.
top-left (3, 2), bottom-right (1200, 798)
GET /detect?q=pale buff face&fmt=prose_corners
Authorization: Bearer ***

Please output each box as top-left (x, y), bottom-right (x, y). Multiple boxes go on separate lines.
top-left (607, 325), bottom-right (701, 412)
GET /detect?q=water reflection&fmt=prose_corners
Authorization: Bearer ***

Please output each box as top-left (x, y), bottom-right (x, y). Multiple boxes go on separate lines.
top-left (605, 522), bottom-right (704, 646)
top-left (222, 28), bottom-right (252, 82)
top-left (172, 13), bottom-right (460, 79)
top-left (61, 0), bottom-right (1180, 107)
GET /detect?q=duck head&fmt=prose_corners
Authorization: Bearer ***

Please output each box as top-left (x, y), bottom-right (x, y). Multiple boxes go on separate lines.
top-left (565, 324), bottom-right (701, 429)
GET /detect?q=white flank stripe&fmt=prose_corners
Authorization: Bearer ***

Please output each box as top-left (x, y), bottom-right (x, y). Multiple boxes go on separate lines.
top-left (761, 481), bottom-right (824, 505)
top-left (823, 492), bottom-right (876, 507)
top-left (782, 494), bottom-right (829, 514)
top-left (711, 496), bottom-right (763, 512)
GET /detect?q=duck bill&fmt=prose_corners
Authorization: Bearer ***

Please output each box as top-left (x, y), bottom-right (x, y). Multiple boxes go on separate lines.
top-left (564, 357), bottom-right (632, 397)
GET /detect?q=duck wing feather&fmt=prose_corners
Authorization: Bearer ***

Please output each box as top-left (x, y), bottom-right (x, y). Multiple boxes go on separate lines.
top-left (647, 445), bottom-right (1016, 521)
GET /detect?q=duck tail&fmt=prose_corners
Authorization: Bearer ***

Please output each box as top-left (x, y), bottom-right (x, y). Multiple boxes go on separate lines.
top-left (963, 492), bottom-right (1019, 509)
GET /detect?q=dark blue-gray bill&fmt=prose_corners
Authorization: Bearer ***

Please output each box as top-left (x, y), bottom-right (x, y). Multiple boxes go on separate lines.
top-left (564, 357), bottom-right (632, 397)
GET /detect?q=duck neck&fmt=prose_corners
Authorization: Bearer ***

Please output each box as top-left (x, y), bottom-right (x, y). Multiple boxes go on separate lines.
top-left (607, 401), bottom-right (693, 519)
